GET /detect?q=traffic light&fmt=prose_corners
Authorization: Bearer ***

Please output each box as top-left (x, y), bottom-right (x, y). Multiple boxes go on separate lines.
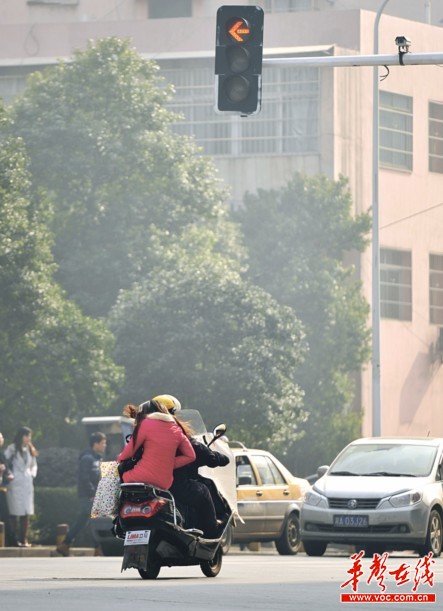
top-left (215, 5), bottom-right (264, 116)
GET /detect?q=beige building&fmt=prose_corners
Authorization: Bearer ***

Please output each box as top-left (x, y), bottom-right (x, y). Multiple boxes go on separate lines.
top-left (1, 0), bottom-right (443, 438)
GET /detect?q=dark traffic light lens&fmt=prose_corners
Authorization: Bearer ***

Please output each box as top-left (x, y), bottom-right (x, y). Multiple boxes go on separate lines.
top-left (224, 75), bottom-right (250, 103)
top-left (226, 46), bottom-right (250, 73)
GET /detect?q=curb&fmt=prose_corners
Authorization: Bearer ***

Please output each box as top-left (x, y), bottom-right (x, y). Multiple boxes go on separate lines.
top-left (0, 546), bottom-right (95, 558)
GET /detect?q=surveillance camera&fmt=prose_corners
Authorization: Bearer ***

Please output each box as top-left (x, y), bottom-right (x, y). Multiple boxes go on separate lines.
top-left (395, 36), bottom-right (411, 50)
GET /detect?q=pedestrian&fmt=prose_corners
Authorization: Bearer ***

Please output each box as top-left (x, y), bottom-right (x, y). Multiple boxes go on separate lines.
top-left (4, 426), bottom-right (38, 547)
top-left (0, 431), bottom-right (18, 546)
top-left (118, 398), bottom-right (195, 489)
top-left (56, 431), bottom-right (107, 557)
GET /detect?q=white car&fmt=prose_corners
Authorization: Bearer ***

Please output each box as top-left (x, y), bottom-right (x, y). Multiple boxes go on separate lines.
top-left (300, 437), bottom-right (443, 557)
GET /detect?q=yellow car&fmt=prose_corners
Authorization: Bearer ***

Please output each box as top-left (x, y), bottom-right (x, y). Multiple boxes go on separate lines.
top-left (227, 443), bottom-right (311, 554)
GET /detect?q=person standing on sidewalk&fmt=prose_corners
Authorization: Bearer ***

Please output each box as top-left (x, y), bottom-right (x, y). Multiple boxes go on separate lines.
top-left (4, 426), bottom-right (38, 547)
top-left (0, 431), bottom-right (18, 546)
top-left (56, 431), bottom-right (107, 557)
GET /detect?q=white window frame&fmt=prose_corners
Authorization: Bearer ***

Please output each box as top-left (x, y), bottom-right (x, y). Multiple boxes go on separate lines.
top-left (429, 101), bottom-right (443, 174)
top-left (379, 91), bottom-right (413, 171)
top-left (380, 248), bottom-right (412, 321)
top-left (162, 61), bottom-right (320, 157)
top-left (430, 253), bottom-right (443, 324)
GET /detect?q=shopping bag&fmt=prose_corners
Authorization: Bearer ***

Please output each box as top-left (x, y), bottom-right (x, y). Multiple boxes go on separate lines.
top-left (91, 460), bottom-right (121, 518)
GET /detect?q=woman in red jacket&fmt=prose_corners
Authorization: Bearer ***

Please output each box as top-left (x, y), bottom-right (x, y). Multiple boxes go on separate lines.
top-left (118, 399), bottom-right (195, 490)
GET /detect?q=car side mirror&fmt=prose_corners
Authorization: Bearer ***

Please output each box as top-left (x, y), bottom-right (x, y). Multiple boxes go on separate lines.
top-left (317, 465), bottom-right (329, 479)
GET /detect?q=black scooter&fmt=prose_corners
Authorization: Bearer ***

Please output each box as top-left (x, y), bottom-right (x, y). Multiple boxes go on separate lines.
top-left (113, 424), bottom-right (236, 579)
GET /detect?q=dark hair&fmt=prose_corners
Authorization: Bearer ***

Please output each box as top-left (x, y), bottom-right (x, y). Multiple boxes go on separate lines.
top-left (90, 431), bottom-right (106, 448)
top-left (129, 399), bottom-right (168, 447)
top-left (13, 426), bottom-right (38, 458)
top-left (173, 416), bottom-right (194, 439)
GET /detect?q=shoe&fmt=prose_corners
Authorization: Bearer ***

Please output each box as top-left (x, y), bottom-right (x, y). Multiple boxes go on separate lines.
top-left (94, 545), bottom-right (104, 557)
top-left (56, 542), bottom-right (70, 557)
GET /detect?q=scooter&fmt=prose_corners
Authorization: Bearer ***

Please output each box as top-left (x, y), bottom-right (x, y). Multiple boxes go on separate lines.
top-left (113, 422), bottom-right (236, 579)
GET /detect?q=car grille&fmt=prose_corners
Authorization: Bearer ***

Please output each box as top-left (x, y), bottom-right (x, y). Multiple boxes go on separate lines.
top-left (328, 498), bottom-right (381, 510)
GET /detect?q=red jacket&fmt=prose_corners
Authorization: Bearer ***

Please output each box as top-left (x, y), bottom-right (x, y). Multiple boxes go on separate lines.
top-left (118, 413), bottom-right (195, 489)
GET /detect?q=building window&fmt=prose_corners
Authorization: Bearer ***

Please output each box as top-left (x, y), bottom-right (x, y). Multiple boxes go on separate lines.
top-left (148, 0), bottom-right (192, 19)
top-left (429, 102), bottom-right (443, 174)
top-left (379, 91), bottom-right (413, 171)
top-left (430, 254), bottom-right (443, 324)
top-left (162, 62), bottom-right (319, 156)
top-left (380, 248), bottom-right (412, 321)
top-left (262, 0), bottom-right (313, 10)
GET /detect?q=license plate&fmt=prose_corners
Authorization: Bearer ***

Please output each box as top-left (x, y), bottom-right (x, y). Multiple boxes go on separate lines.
top-left (333, 515), bottom-right (369, 528)
top-left (124, 530), bottom-right (151, 546)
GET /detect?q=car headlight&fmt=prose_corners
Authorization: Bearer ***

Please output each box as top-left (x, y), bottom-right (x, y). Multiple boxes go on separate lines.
top-left (388, 490), bottom-right (422, 508)
top-left (304, 489), bottom-right (328, 508)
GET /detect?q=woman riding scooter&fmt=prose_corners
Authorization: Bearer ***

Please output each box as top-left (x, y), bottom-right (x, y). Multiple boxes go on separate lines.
top-left (153, 395), bottom-right (230, 539)
top-left (118, 398), bottom-right (195, 490)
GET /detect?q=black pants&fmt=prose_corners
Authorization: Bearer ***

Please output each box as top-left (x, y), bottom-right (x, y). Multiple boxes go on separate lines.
top-left (170, 479), bottom-right (218, 538)
top-left (64, 497), bottom-right (93, 545)
top-left (0, 489), bottom-right (17, 546)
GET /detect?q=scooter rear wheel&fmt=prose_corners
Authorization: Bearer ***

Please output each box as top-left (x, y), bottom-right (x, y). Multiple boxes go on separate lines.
top-left (200, 547), bottom-right (223, 577)
top-left (138, 562), bottom-right (161, 580)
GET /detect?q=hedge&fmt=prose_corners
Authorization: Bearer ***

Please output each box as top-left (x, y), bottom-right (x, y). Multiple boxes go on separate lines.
top-left (32, 486), bottom-right (94, 547)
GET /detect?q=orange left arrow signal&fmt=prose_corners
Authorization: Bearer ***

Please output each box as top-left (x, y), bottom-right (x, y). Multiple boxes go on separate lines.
top-left (228, 19), bottom-right (250, 43)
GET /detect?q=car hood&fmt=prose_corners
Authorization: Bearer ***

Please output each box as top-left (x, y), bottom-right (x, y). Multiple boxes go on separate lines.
top-left (315, 475), bottom-right (425, 498)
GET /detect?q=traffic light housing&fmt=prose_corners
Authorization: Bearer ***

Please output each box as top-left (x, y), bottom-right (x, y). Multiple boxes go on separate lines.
top-left (215, 5), bottom-right (264, 116)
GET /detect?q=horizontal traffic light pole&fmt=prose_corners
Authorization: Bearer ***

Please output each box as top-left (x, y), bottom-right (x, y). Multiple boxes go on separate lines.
top-left (264, 51), bottom-right (443, 68)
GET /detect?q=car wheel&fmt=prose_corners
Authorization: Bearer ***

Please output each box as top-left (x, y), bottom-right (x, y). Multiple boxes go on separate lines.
top-left (418, 509), bottom-right (442, 557)
top-left (221, 523), bottom-right (232, 555)
top-left (275, 513), bottom-right (301, 555)
top-left (138, 561), bottom-right (161, 579)
top-left (200, 546), bottom-right (223, 577)
top-left (303, 540), bottom-right (327, 557)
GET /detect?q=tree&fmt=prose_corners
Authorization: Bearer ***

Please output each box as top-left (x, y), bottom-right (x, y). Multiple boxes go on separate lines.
top-left (109, 227), bottom-right (307, 450)
top-left (9, 37), bottom-right (235, 318)
top-left (0, 104), bottom-right (123, 445)
top-left (7, 38), bottom-right (309, 450)
top-left (234, 173), bottom-right (371, 474)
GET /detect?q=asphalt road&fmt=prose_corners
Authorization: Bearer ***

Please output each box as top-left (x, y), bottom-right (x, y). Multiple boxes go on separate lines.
top-left (1, 551), bottom-right (441, 611)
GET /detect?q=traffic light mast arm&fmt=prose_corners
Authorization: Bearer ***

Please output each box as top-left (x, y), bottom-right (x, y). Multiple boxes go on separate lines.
top-left (264, 51), bottom-right (443, 68)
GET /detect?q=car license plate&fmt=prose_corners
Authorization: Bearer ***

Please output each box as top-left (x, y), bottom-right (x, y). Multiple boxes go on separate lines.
top-left (333, 515), bottom-right (369, 528)
top-left (124, 530), bottom-right (151, 546)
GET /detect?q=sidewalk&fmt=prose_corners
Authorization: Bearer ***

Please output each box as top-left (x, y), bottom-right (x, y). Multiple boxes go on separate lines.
top-left (0, 545), bottom-right (95, 558)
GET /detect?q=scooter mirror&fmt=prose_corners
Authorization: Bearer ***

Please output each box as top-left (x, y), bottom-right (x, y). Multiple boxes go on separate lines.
top-left (213, 424), bottom-right (227, 438)
top-left (207, 424), bottom-right (227, 448)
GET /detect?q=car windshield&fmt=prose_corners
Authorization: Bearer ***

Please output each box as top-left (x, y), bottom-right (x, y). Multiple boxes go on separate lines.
top-left (330, 443), bottom-right (438, 477)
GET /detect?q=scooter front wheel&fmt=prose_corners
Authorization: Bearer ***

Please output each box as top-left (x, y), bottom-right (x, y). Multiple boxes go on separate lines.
top-left (200, 547), bottom-right (223, 577)
top-left (138, 562), bottom-right (161, 580)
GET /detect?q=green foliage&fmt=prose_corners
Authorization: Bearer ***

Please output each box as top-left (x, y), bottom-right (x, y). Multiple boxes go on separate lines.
top-left (109, 228), bottom-right (307, 449)
top-left (235, 173), bottom-right (371, 473)
top-left (9, 37), bottom-right (232, 317)
top-left (33, 486), bottom-right (93, 546)
top-left (0, 102), bottom-right (123, 445)
top-left (35, 447), bottom-right (79, 487)
top-left (4, 38), bottom-right (309, 451)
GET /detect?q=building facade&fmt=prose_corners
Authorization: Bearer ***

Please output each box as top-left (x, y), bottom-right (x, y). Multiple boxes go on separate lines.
top-left (1, 0), bottom-right (443, 438)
